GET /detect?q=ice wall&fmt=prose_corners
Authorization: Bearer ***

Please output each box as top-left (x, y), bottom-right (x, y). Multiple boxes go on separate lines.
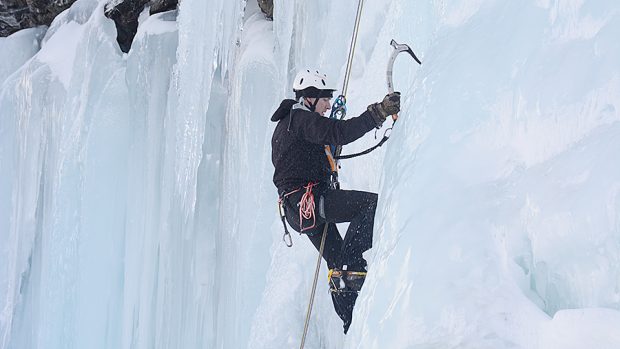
top-left (346, 1), bottom-right (620, 348)
top-left (1, 1), bottom-right (129, 347)
top-left (1, 0), bottom-right (619, 348)
top-left (0, 0), bottom-right (272, 348)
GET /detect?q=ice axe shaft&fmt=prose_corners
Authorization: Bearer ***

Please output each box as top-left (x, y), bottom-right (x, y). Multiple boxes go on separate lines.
top-left (386, 39), bottom-right (421, 121)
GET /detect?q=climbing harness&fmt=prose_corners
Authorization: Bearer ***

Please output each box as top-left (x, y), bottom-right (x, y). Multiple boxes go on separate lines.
top-left (278, 182), bottom-right (318, 247)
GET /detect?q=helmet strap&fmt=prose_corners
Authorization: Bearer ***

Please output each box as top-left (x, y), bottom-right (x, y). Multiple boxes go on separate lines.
top-left (303, 97), bottom-right (320, 112)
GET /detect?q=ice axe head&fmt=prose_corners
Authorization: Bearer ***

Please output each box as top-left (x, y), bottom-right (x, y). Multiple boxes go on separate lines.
top-left (387, 39), bottom-right (421, 94)
top-left (390, 39), bottom-right (421, 65)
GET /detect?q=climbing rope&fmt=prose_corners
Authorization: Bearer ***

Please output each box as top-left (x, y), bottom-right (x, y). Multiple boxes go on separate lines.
top-left (330, 0), bottom-right (365, 171)
top-left (299, 224), bottom-right (328, 349)
top-left (300, 2), bottom-right (366, 348)
top-left (341, 0), bottom-right (364, 98)
top-left (299, 183), bottom-right (317, 233)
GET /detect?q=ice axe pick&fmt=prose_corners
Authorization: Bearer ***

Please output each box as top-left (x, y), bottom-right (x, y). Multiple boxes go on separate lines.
top-left (386, 39), bottom-right (421, 121)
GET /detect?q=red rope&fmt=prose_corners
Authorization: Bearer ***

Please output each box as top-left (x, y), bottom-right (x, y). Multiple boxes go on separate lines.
top-left (280, 182), bottom-right (318, 233)
top-left (299, 182), bottom-right (316, 232)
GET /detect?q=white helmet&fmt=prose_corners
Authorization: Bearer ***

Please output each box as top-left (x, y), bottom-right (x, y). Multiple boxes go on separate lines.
top-left (292, 69), bottom-right (337, 95)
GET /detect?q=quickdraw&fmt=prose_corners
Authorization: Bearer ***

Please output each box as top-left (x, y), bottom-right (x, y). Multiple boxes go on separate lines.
top-left (328, 95), bottom-right (347, 157)
top-left (277, 200), bottom-right (293, 247)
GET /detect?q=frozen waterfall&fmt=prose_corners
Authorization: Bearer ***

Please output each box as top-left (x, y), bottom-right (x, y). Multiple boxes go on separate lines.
top-left (1, 0), bottom-right (619, 348)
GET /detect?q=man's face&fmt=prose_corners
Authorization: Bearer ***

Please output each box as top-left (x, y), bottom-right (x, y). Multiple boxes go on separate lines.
top-left (305, 97), bottom-right (332, 116)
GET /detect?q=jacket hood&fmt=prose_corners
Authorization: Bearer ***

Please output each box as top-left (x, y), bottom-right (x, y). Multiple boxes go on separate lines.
top-left (271, 99), bottom-right (298, 122)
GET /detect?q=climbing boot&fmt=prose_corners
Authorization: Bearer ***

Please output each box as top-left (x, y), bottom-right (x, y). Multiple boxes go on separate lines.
top-left (328, 268), bottom-right (367, 293)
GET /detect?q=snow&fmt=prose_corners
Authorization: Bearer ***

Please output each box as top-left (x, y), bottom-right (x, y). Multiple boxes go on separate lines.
top-left (36, 21), bottom-right (85, 88)
top-left (1, 0), bottom-right (619, 348)
top-left (0, 27), bottom-right (46, 86)
top-left (541, 308), bottom-right (620, 349)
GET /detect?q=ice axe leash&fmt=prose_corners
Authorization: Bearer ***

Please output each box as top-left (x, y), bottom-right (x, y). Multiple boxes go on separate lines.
top-left (334, 39), bottom-right (421, 160)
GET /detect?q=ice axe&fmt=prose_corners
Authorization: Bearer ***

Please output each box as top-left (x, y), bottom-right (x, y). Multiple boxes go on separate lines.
top-left (386, 39), bottom-right (421, 121)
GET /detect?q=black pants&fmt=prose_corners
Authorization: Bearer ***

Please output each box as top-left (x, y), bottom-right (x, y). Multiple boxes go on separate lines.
top-left (282, 187), bottom-right (378, 332)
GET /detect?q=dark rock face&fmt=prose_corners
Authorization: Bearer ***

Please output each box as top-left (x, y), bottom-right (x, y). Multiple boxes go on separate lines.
top-left (2, 0), bottom-right (179, 52)
top-left (104, 0), bottom-right (177, 53)
top-left (149, 0), bottom-right (176, 16)
top-left (257, 0), bottom-right (273, 20)
top-left (104, 0), bottom-right (149, 53)
top-left (0, 0), bottom-right (77, 36)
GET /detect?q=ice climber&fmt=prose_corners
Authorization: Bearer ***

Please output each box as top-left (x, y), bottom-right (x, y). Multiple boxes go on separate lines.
top-left (270, 68), bottom-right (400, 333)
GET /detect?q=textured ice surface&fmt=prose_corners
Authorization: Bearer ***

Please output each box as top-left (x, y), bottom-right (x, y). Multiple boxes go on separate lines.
top-left (0, 0), bottom-right (619, 348)
top-left (0, 27), bottom-right (46, 86)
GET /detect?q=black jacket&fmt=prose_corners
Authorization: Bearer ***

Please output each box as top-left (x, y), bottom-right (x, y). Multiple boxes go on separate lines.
top-left (271, 99), bottom-right (377, 195)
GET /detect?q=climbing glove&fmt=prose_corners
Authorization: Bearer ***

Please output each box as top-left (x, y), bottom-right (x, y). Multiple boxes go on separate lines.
top-left (367, 92), bottom-right (401, 127)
